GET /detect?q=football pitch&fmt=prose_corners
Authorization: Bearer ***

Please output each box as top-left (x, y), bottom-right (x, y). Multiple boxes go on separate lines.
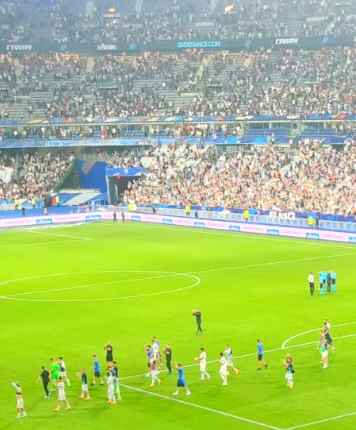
top-left (0, 221), bottom-right (356, 430)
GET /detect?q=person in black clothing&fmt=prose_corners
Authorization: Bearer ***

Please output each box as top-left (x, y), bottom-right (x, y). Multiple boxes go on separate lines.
top-left (40, 366), bottom-right (50, 398)
top-left (113, 211), bottom-right (117, 223)
top-left (104, 342), bottom-right (114, 363)
top-left (164, 345), bottom-right (173, 374)
top-left (327, 272), bottom-right (332, 293)
top-left (193, 309), bottom-right (203, 335)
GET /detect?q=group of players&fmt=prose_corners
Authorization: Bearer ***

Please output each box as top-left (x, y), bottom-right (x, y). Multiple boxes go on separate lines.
top-left (11, 313), bottom-right (334, 419)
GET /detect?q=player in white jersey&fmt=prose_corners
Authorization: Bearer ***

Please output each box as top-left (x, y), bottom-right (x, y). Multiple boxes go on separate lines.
top-left (195, 348), bottom-right (210, 380)
top-left (11, 382), bottom-right (27, 419)
top-left (106, 372), bottom-right (116, 404)
top-left (219, 352), bottom-right (229, 386)
top-left (224, 345), bottom-right (240, 375)
top-left (149, 360), bottom-right (161, 387)
top-left (54, 377), bottom-right (71, 411)
top-left (151, 337), bottom-right (161, 363)
top-left (59, 357), bottom-right (71, 387)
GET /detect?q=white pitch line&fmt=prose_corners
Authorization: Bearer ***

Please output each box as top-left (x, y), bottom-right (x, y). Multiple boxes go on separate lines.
top-left (281, 322), bottom-right (356, 349)
top-left (0, 273), bottom-right (201, 303)
top-left (194, 252), bottom-right (355, 275)
top-left (0, 240), bottom-right (83, 248)
top-left (286, 411), bottom-right (356, 430)
top-left (143, 223), bottom-right (356, 251)
top-left (121, 383), bottom-right (282, 430)
top-left (27, 230), bottom-right (92, 241)
top-left (9, 272), bottom-right (191, 297)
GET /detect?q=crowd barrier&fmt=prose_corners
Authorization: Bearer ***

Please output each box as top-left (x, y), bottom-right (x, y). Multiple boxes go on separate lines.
top-left (1, 210), bottom-right (356, 244)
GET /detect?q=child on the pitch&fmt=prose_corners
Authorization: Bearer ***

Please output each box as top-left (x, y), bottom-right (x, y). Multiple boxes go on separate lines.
top-left (173, 363), bottom-right (191, 396)
top-left (219, 352), bottom-right (229, 386)
top-left (149, 360), bottom-right (161, 387)
top-left (224, 345), bottom-right (240, 375)
top-left (79, 369), bottom-right (90, 400)
top-left (54, 376), bottom-right (71, 411)
top-left (11, 382), bottom-right (27, 419)
top-left (257, 340), bottom-right (268, 370)
top-left (106, 371), bottom-right (116, 405)
top-left (59, 357), bottom-right (71, 387)
top-left (195, 348), bottom-right (210, 380)
top-left (284, 355), bottom-right (295, 389)
top-left (92, 354), bottom-right (104, 385)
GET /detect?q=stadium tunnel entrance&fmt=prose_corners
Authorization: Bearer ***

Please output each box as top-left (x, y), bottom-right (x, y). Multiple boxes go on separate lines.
top-left (106, 166), bottom-right (146, 204)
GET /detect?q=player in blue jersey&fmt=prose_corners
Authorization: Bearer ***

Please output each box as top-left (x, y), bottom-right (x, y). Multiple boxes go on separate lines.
top-left (173, 364), bottom-right (191, 396)
top-left (257, 340), bottom-right (268, 370)
top-left (92, 354), bottom-right (104, 385)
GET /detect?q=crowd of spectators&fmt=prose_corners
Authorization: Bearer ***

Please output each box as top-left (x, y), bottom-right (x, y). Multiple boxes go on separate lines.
top-left (0, 0), bottom-right (355, 45)
top-left (121, 140), bottom-right (356, 216)
top-left (0, 151), bottom-right (74, 203)
top-left (0, 48), bottom-right (354, 123)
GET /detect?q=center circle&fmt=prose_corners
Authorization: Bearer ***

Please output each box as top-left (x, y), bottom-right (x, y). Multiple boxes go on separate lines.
top-left (0, 270), bottom-right (201, 303)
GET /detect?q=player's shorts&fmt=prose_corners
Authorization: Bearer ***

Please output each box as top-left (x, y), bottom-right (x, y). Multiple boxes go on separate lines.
top-left (219, 368), bottom-right (228, 377)
top-left (58, 391), bottom-right (66, 401)
top-left (94, 371), bottom-right (101, 378)
top-left (285, 372), bottom-right (294, 383)
top-left (82, 384), bottom-right (89, 393)
top-left (177, 379), bottom-right (186, 387)
top-left (321, 351), bottom-right (328, 359)
top-left (16, 398), bottom-right (24, 409)
top-left (257, 354), bottom-right (264, 361)
top-left (200, 363), bottom-right (207, 372)
top-left (151, 370), bottom-right (159, 377)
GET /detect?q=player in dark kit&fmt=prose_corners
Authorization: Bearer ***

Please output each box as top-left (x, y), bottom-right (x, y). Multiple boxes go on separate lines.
top-left (164, 345), bottom-right (173, 374)
top-left (40, 366), bottom-right (50, 398)
top-left (193, 309), bottom-right (203, 335)
top-left (113, 211), bottom-right (117, 223)
top-left (104, 342), bottom-right (114, 364)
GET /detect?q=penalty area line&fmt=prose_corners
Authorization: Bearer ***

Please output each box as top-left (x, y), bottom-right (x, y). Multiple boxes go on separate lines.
top-left (121, 383), bottom-right (282, 430)
top-left (286, 411), bottom-right (356, 430)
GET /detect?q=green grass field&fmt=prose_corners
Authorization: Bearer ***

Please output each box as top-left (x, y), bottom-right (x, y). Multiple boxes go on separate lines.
top-left (0, 221), bottom-right (356, 430)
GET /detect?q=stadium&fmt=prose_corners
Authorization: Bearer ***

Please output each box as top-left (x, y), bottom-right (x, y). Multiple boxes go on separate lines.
top-left (0, 0), bottom-right (355, 429)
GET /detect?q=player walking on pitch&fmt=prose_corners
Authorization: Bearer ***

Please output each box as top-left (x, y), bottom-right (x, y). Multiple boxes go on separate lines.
top-left (54, 376), bottom-right (71, 411)
top-left (257, 340), bottom-right (268, 370)
top-left (40, 366), bottom-right (50, 398)
top-left (149, 360), bottom-right (161, 387)
top-left (59, 357), bottom-right (71, 387)
top-left (106, 371), bottom-right (116, 405)
top-left (224, 345), bottom-right (240, 375)
top-left (308, 272), bottom-right (315, 296)
top-left (79, 369), bottom-right (91, 400)
top-left (11, 383), bottom-right (27, 419)
top-left (173, 364), bottom-right (191, 396)
top-left (219, 352), bottom-right (229, 386)
top-left (164, 345), bottom-right (173, 374)
top-left (284, 355), bottom-right (295, 389)
top-left (193, 309), bottom-right (203, 335)
top-left (195, 347), bottom-right (211, 380)
top-left (92, 354), bottom-right (104, 385)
